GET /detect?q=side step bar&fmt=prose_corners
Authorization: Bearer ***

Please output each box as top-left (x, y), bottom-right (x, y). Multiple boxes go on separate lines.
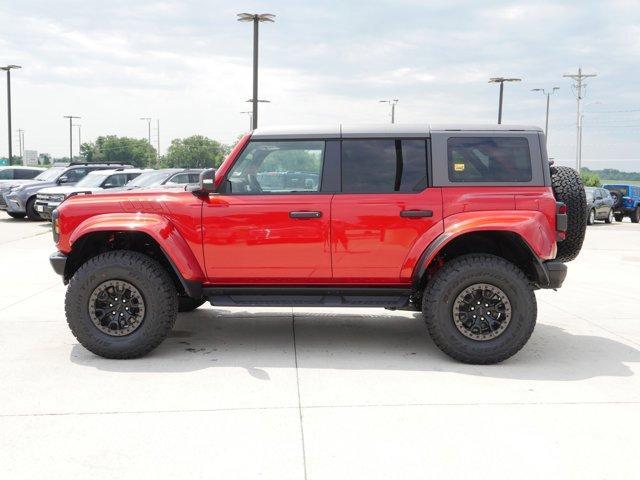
top-left (202, 286), bottom-right (414, 309)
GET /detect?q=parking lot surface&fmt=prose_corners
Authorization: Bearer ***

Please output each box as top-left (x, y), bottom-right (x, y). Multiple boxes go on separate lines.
top-left (1, 212), bottom-right (639, 479)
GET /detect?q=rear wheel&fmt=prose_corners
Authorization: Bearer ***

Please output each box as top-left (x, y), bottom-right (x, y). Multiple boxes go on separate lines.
top-left (614, 213), bottom-right (625, 222)
top-left (604, 209), bottom-right (614, 224)
top-left (422, 254), bottom-right (536, 364)
top-left (65, 250), bottom-right (178, 359)
top-left (7, 212), bottom-right (26, 219)
top-left (632, 207), bottom-right (640, 224)
top-left (550, 166), bottom-right (587, 262)
top-left (25, 197), bottom-right (42, 221)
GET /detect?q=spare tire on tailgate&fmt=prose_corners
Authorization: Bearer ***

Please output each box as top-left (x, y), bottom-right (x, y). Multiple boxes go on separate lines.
top-left (550, 166), bottom-right (587, 262)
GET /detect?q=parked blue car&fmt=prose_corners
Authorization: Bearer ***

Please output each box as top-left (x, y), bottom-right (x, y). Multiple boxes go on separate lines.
top-left (602, 184), bottom-right (640, 223)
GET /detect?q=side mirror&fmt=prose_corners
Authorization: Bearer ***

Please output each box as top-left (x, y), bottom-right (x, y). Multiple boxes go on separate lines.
top-left (199, 169), bottom-right (217, 194)
top-left (58, 175), bottom-right (69, 184)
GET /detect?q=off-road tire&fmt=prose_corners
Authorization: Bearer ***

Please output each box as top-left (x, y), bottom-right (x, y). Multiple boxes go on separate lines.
top-left (609, 190), bottom-right (623, 208)
top-left (7, 212), bottom-right (26, 219)
top-left (550, 166), bottom-right (587, 262)
top-left (632, 207), bottom-right (640, 224)
top-left (25, 197), bottom-right (42, 221)
top-left (422, 254), bottom-right (537, 364)
top-left (178, 296), bottom-right (206, 312)
top-left (65, 250), bottom-right (178, 359)
top-left (614, 213), bottom-right (625, 222)
top-left (604, 209), bottom-right (614, 224)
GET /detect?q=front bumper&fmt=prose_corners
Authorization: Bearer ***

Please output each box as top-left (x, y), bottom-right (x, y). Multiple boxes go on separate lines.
top-left (49, 251), bottom-right (67, 276)
top-left (34, 200), bottom-right (61, 220)
top-left (1, 192), bottom-right (25, 213)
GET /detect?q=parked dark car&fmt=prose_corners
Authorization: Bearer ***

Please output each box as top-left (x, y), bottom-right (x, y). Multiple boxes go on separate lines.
top-left (585, 187), bottom-right (614, 225)
top-left (108, 168), bottom-right (203, 191)
top-left (603, 184), bottom-right (640, 223)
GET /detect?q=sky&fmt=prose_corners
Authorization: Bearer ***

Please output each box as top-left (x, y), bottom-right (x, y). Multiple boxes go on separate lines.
top-left (1, 0), bottom-right (639, 170)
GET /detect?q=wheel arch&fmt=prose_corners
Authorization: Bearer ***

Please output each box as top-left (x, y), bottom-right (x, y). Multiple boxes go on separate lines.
top-left (64, 215), bottom-right (205, 298)
top-left (412, 230), bottom-right (549, 292)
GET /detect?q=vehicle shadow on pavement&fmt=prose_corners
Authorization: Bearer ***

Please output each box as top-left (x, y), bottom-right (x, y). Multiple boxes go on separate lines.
top-left (69, 307), bottom-right (640, 381)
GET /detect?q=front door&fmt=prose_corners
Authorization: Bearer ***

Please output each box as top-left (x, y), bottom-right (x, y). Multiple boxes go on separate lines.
top-left (202, 139), bottom-right (332, 284)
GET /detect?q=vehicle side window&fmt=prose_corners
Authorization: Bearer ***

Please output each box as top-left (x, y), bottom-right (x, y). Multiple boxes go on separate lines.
top-left (188, 173), bottom-right (200, 183)
top-left (167, 173), bottom-right (190, 185)
top-left (15, 169), bottom-right (38, 179)
top-left (126, 173), bottom-right (141, 182)
top-left (63, 168), bottom-right (89, 183)
top-left (341, 139), bottom-right (427, 193)
top-left (447, 137), bottom-right (532, 183)
top-left (102, 174), bottom-right (128, 188)
top-left (0, 169), bottom-right (13, 180)
top-left (227, 140), bottom-right (324, 194)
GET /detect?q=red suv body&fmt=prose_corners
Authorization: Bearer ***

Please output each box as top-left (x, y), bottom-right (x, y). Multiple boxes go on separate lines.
top-left (50, 124), bottom-right (585, 363)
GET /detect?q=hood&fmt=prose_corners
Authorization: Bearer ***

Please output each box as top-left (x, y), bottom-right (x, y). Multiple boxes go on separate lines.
top-left (39, 185), bottom-right (92, 196)
top-left (0, 179), bottom-right (40, 191)
top-left (8, 180), bottom-right (57, 194)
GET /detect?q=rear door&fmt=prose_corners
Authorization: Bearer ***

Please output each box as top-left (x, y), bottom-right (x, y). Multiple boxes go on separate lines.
top-left (330, 138), bottom-right (442, 284)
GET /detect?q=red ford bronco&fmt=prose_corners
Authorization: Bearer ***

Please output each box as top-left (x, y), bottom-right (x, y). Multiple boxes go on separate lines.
top-left (49, 124), bottom-right (586, 364)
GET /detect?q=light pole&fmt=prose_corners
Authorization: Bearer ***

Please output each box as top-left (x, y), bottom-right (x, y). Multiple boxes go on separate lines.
top-left (1, 65), bottom-right (21, 164)
top-left (379, 99), bottom-right (399, 123)
top-left (563, 68), bottom-right (597, 170)
top-left (63, 115), bottom-right (80, 161)
top-left (489, 77), bottom-right (521, 124)
top-left (578, 102), bottom-right (602, 172)
top-left (17, 129), bottom-right (24, 158)
top-left (140, 117), bottom-right (152, 145)
top-left (237, 13), bottom-right (275, 130)
top-left (73, 124), bottom-right (82, 156)
top-left (531, 87), bottom-right (559, 140)
top-left (240, 111), bottom-right (253, 131)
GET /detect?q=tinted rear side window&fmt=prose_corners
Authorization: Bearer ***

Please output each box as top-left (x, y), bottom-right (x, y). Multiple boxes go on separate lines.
top-left (15, 169), bottom-right (40, 179)
top-left (341, 139), bottom-right (427, 193)
top-left (447, 137), bottom-right (532, 183)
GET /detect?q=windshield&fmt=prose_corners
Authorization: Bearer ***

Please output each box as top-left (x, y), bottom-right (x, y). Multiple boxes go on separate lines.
top-left (126, 171), bottom-right (173, 188)
top-left (76, 173), bottom-right (108, 188)
top-left (35, 167), bottom-right (66, 182)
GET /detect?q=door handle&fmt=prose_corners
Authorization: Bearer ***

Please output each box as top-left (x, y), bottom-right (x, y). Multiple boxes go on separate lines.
top-left (290, 211), bottom-right (322, 219)
top-left (400, 209), bottom-right (433, 218)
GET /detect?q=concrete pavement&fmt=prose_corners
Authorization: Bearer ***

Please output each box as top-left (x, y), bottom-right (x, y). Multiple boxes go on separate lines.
top-left (0, 212), bottom-right (639, 479)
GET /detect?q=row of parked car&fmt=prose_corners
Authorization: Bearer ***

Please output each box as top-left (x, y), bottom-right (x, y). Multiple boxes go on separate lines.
top-left (585, 184), bottom-right (640, 224)
top-left (0, 163), bottom-right (203, 221)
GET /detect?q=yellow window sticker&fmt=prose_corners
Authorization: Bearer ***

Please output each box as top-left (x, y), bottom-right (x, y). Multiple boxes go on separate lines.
top-left (454, 163), bottom-right (465, 172)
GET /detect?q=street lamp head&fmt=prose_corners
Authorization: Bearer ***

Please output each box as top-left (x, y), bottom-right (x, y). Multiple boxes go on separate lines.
top-left (1, 65), bottom-right (21, 71)
top-left (552, 87), bottom-right (560, 92)
top-left (489, 77), bottom-right (521, 83)
top-left (237, 13), bottom-right (275, 22)
top-left (531, 88), bottom-right (542, 92)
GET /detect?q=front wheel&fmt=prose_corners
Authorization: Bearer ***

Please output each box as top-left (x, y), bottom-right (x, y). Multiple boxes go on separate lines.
top-left (25, 197), bottom-right (42, 221)
top-left (614, 213), bottom-right (625, 222)
top-left (422, 254), bottom-right (537, 364)
top-left (587, 209), bottom-right (595, 225)
top-left (604, 209), bottom-right (614, 224)
top-left (632, 207), bottom-right (640, 224)
top-left (65, 250), bottom-right (178, 359)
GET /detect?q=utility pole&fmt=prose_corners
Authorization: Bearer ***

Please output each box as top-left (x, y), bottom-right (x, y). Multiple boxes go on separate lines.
top-left (531, 87), bottom-right (559, 141)
top-left (63, 115), bottom-right (80, 161)
top-left (237, 13), bottom-right (275, 130)
top-left (156, 119), bottom-right (160, 166)
top-left (489, 77), bottom-right (521, 124)
top-left (563, 67), bottom-right (597, 171)
top-left (17, 129), bottom-right (24, 158)
top-left (1, 65), bottom-right (21, 165)
top-left (379, 99), bottom-right (399, 123)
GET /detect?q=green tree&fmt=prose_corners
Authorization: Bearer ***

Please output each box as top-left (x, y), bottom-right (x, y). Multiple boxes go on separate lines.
top-left (81, 136), bottom-right (156, 168)
top-left (580, 168), bottom-right (601, 187)
top-left (162, 135), bottom-right (226, 168)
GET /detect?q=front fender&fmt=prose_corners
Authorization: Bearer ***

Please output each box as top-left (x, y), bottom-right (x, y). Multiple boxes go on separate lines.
top-left (406, 210), bottom-right (557, 283)
top-left (67, 213), bottom-right (205, 282)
